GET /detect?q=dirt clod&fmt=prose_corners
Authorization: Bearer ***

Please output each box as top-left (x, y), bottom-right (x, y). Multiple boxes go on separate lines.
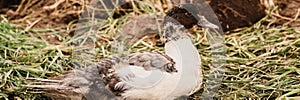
top-left (207, 0), bottom-right (266, 32)
top-left (274, 0), bottom-right (300, 28)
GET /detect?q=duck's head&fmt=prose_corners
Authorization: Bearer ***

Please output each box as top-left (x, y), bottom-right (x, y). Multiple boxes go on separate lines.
top-left (165, 3), bottom-right (219, 29)
top-left (163, 4), bottom-right (219, 42)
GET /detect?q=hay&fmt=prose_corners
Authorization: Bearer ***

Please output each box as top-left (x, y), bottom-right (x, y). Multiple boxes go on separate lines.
top-left (0, 0), bottom-right (299, 99)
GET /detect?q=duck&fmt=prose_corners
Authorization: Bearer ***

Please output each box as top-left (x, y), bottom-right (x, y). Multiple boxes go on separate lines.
top-left (25, 3), bottom-right (219, 100)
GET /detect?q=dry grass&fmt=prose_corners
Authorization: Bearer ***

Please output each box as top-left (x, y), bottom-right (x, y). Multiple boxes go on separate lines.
top-left (0, 0), bottom-right (299, 100)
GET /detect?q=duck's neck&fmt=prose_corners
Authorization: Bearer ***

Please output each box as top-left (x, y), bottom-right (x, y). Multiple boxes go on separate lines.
top-left (164, 38), bottom-right (201, 97)
top-left (162, 20), bottom-right (201, 73)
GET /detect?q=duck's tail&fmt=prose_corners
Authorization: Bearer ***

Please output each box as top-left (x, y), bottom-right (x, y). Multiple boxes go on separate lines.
top-left (24, 72), bottom-right (87, 99)
top-left (25, 73), bottom-right (119, 100)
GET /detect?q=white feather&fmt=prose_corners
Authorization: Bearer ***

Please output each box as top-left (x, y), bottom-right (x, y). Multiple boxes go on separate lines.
top-left (116, 65), bottom-right (166, 89)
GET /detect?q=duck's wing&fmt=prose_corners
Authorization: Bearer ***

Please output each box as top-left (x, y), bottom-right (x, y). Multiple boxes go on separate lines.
top-left (25, 52), bottom-right (176, 99)
top-left (114, 52), bottom-right (177, 90)
top-left (126, 52), bottom-right (176, 73)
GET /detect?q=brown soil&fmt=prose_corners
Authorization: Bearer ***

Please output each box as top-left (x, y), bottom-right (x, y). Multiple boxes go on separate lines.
top-left (274, 0), bottom-right (300, 28)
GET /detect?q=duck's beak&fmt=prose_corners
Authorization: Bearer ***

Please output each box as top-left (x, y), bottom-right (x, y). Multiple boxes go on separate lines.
top-left (197, 15), bottom-right (219, 30)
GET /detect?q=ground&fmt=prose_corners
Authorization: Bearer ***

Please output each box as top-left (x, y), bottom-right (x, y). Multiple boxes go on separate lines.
top-left (0, 0), bottom-right (299, 100)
